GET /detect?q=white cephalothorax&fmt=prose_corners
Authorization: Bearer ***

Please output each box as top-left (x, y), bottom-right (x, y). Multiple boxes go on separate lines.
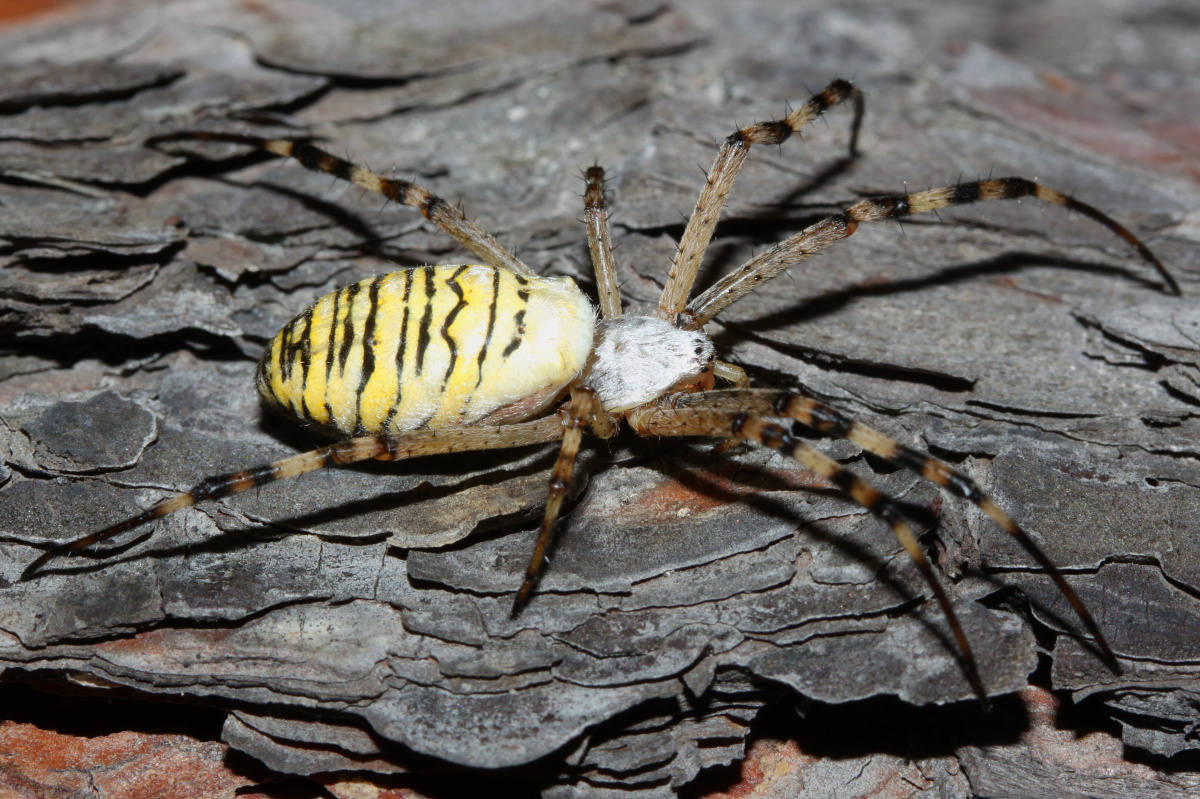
top-left (586, 315), bottom-right (715, 412)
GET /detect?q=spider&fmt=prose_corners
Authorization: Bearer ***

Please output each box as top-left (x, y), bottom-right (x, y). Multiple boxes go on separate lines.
top-left (24, 79), bottom-right (1179, 702)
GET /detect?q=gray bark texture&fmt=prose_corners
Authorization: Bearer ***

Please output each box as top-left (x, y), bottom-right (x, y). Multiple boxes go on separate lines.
top-left (0, 0), bottom-right (1198, 795)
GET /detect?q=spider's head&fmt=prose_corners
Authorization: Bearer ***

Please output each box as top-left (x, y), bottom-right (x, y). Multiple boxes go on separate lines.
top-left (585, 315), bottom-right (716, 413)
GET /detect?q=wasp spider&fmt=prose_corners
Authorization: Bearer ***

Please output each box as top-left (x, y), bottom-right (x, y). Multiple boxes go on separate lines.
top-left (25, 79), bottom-right (1179, 701)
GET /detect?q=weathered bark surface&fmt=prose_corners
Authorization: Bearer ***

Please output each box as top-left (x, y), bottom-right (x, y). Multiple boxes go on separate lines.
top-left (0, 0), bottom-right (1198, 795)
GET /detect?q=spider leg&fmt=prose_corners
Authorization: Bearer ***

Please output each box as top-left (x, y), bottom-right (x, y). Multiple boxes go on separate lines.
top-left (687, 177), bottom-right (1178, 328)
top-left (146, 132), bottom-right (533, 277)
top-left (627, 403), bottom-right (988, 703)
top-left (512, 386), bottom-right (599, 615)
top-left (584, 166), bottom-right (623, 320)
top-left (22, 416), bottom-right (565, 580)
top-left (709, 362), bottom-right (750, 453)
top-left (657, 79), bottom-right (864, 322)
top-left (669, 388), bottom-right (1119, 669)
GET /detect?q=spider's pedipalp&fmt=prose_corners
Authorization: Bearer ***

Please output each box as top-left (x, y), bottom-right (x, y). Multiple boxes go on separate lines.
top-left (685, 176), bottom-right (1180, 329)
top-left (626, 403), bottom-right (988, 703)
top-left (656, 79), bottom-right (863, 322)
top-left (147, 131), bottom-right (534, 277)
top-left (665, 388), bottom-right (1119, 669)
top-left (712, 360), bottom-right (751, 390)
top-left (22, 416), bottom-right (566, 580)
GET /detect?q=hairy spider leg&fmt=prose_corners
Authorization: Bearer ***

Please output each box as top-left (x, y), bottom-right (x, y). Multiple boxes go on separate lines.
top-left (147, 131), bottom-right (532, 277)
top-left (627, 403), bottom-right (988, 703)
top-left (686, 177), bottom-right (1179, 328)
top-left (584, 166), bottom-right (623, 320)
top-left (657, 78), bottom-right (864, 321)
top-left (21, 416), bottom-right (566, 580)
top-left (669, 388), bottom-right (1120, 669)
top-left (512, 386), bottom-right (615, 615)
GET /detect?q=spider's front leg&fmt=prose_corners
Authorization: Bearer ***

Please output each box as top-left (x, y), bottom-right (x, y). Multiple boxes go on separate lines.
top-left (686, 177), bottom-right (1180, 327)
top-left (657, 79), bottom-right (864, 321)
top-left (627, 402), bottom-right (990, 702)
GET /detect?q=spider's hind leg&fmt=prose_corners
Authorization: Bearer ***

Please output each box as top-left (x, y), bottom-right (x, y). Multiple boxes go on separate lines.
top-left (147, 131), bottom-right (533, 277)
top-left (23, 417), bottom-right (567, 580)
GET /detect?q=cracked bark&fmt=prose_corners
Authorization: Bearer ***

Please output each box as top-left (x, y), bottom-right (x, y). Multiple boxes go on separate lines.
top-left (0, 0), bottom-right (1198, 796)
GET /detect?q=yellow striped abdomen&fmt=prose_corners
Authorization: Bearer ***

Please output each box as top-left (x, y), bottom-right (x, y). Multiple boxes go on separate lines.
top-left (257, 265), bottom-right (594, 435)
